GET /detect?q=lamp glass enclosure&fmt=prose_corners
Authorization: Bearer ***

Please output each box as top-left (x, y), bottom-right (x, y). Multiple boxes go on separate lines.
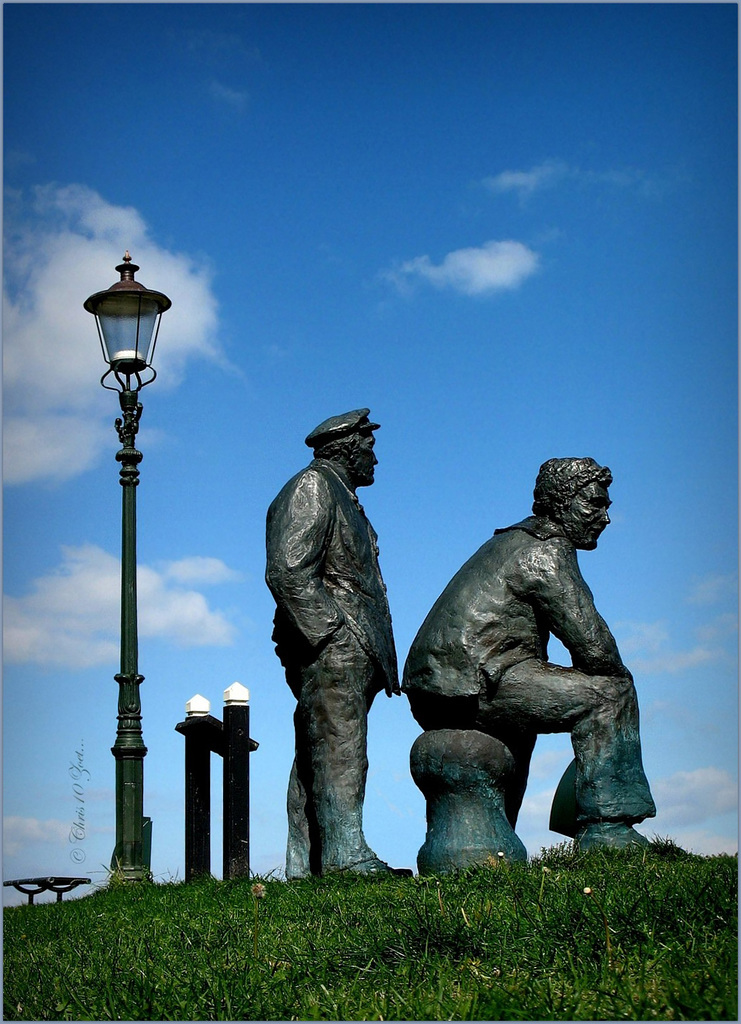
top-left (84, 254), bottom-right (171, 386)
top-left (95, 292), bottom-right (162, 373)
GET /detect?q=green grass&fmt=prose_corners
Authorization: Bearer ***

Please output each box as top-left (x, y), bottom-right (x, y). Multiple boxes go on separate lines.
top-left (4, 841), bottom-right (737, 1021)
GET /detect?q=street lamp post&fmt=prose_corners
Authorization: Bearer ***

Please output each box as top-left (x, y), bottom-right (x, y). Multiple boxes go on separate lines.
top-left (84, 253), bottom-right (171, 882)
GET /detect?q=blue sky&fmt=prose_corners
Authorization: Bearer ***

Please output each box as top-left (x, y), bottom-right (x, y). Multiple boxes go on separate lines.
top-left (3, 2), bottom-right (737, 903)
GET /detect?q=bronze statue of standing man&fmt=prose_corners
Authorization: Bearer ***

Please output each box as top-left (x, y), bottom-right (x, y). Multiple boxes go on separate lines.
top-left (266, 409), bottom-right (401, 878)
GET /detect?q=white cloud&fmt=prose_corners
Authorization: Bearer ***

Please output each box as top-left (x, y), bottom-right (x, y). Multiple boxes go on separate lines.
top-left (209, 80), bottom-right (249, 111)
top-left (519, 785), bottom-right (558, 822)
top-left (613, 620), bottom-right (670, 657)
top-left (4, 544), bottom-right (240, 668)
top-left (138, 563), bottom-right (237, 648)
top-left (652, 767), bottom-right (737, 828)
top-left (4, 184), bottom-right (223, 485)
top-left (483, 159), bottom-right (571, 198)
top-left (163, 556), bottom-right (244, 586)
top-left (2, 413), bottom-right (112, 485)
top-left (630, 643), bottom-right (716, 675)
top-left (527, 747), bottom-right (573, 781)
top-left (386, 239), bottom-right (539, 296)
top-left (183, 28), bottom-right (260, 63)
top-left (632, 647), bottom-right (715, 675)
top-left (3, 816), bottom-right (69, 857)
top-left (483, 159), bottom-right (661, 203)
top-left (653, 827), bottom-right (737, 857)
top-left (614, 619), bottom-right (717, 675)
top-left (687, 573), bottom-right (738, 606)
top-left (696, 613), bottom-right (738, 644)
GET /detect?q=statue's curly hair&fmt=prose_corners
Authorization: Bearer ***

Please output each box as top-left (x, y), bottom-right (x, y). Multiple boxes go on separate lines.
top-left (532, 457), bottom-right (612, 521)
top-left (313, 433), bottom-right (360, 464)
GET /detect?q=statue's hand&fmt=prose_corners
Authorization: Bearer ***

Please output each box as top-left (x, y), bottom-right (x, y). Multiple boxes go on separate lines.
top-left (385, 679), bottom-right (402, 698)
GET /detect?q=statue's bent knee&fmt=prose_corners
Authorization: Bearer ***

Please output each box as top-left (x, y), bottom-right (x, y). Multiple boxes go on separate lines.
top-left (410, 729), bottom-right (527, 874)
top-left (586, 671), bottom-right (637, 717)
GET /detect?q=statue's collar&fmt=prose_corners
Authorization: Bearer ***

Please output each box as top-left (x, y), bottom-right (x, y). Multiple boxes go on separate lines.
top-left (313, 458), bottom-right (355, 494)
top-left (494, 515), bottom-right (566, 541)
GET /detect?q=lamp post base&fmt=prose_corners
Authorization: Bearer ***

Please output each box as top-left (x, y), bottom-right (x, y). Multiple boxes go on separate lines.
top-left (111, 743), bottom-right (150, 881)
top-left (110, 817), bottom-right (153, 881)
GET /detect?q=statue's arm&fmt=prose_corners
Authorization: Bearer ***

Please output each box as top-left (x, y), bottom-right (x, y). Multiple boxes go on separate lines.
top-left (266, 470), bottom-right (345, 649)
top-left (523, 538), bottom-right (629, 677)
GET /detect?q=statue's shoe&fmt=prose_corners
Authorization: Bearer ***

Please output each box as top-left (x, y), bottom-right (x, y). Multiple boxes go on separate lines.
top-left (576, 821), bottom-right (650, 852)
top-left (326, 855), bottom-right (412, 877)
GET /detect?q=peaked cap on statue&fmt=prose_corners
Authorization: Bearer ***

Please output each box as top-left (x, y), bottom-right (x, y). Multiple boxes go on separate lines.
top-left (305, 408), bottom-right (380, 450)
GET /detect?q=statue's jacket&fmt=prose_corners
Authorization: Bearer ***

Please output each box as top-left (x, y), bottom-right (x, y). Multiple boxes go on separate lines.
top-left (266, 458), bottom-right (398, 693)
top-left (402, 516), bottom-right (627, 701)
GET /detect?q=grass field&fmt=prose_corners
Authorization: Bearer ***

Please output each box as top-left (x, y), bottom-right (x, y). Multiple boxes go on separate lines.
top-left (3, 841), bottom-right (737, 1021)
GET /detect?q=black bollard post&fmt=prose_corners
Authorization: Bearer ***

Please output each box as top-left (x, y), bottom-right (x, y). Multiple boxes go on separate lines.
top-left (222, 683), bottom-right (253, 879)
top-left (175, 696), bottom-right (224, 881)
top-left (177, 686), bottom-right (258, 883)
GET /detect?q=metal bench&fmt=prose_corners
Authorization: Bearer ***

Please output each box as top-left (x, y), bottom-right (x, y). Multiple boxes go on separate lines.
top-left (4, 876), bottom-right (91, 905)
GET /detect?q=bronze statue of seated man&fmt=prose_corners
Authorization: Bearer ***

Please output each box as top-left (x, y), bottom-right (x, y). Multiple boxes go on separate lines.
top-left (403, 457), bottom-right (656, 855)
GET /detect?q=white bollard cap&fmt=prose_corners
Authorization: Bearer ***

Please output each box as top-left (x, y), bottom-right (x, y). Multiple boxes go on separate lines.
top-left (185, 694), bottom-right (211, 717)
top-left (223, 681), bottom-right (250, 706)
